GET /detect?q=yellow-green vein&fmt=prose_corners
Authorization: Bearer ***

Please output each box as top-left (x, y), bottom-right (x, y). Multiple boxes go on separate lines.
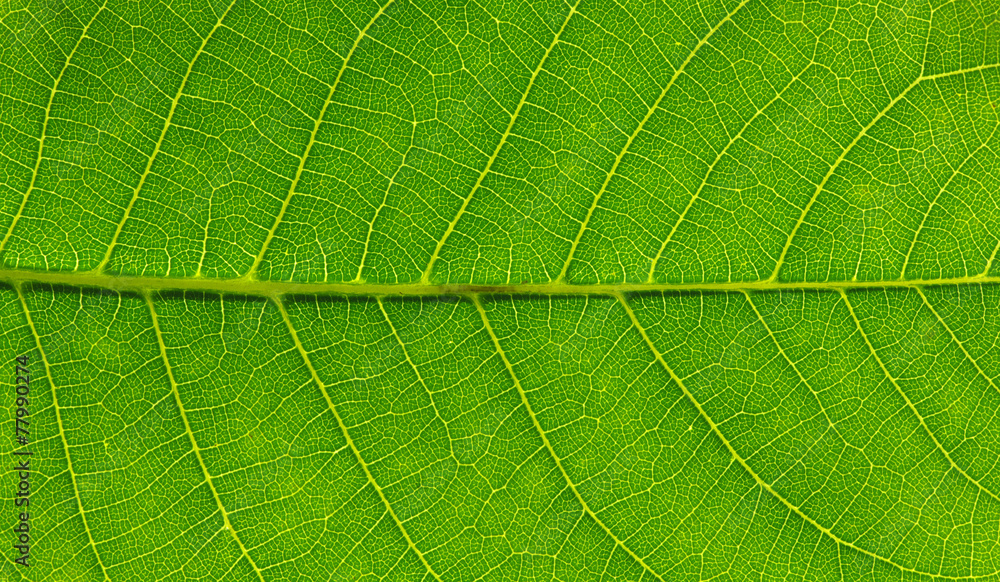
top-left (769, 62), bottom-right (1000, 282)
top-left (646, 52), bottom-right (811, 284)
top-left (271, 294), bottom-right (444, 582)
top-left (377, 297), bottom-right (458, 460)
top-left (915, 287), bottom-right (1000, 398)
top-left (839, 289), bottom-right (1000, 504)
top-left (95, 0), bottom-right (239, 274)
top-left (247, 0), bottom-right (397, 280)
top-left (616, 290), bottom-right (996, 580)
top-left (0, 1), bottom-right (107, 257)
top-left (557, 0), bottom-right (751, 284)
top-left (471, 294), bottom-right (666, 582)
top-left (16, 285), bottom-right (111, 581)
top-left (0, 266), bottom-right (998, 297)
top-left (144, 292), bottom-right (267, 582)
top-left (422, 0), bottom-right (583, 284)
top-left (901, 116), bottom-right (1000, 279)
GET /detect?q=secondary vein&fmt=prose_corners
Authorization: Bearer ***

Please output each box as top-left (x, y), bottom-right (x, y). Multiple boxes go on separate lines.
top-left (616, 291), bottom-right (996, 580)
top-left (95, 0), bottom-right (240, 274)
top-left (272, 294), bottom-right (444, 581)
top-left (145, 292), bottom-right (267, 582)
top-left (558, 0), bottom-right (751, 284)
top-left (472, 295), bottom-right (666, 582)
top-left (16, 285), bottom-right (112, 581)
top-left (768, 62), bottom-right (1000, 283)
top-left (246, 0), bottom-right (397, 280)
top-left (421, 0), bottom-right (583, 284)
top-left (0, 1), bottom-right (108, 258)
top-left (839, 289), bottom-right (1000, 505)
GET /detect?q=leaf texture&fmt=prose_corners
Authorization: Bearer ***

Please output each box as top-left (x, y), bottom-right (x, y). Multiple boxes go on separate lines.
top-left (1, 0), bottom-right (1000, 580)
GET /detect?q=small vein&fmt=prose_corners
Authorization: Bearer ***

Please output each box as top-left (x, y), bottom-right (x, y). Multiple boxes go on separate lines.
top-left (246, 0), bottom-right (396, 280)
top-left (900, 121), bottom-right (999, 279)
top-left (983, 238), bottom-right (1000, 278)
top-left (742, 291), bottom-right (842, 431)
top-left (647, 59), bottom-right (810, 283)
top-left (916, 287), bottom-right (1000, 398)
top-left (471, 295), bottom-right (666, 582)
top-left (616, 291), bottom-right (997, 580)
top-left (421, 0), bottom-right (583, 284)
top-left (144, 292), bottom-right (267, 582)
top-left (0, 549), bottom-right (31, 581)
top-left (769, 62), bottom-right (1000, 283)
top-left (0, 1), bottom-right (107, 257)
top-left (272, 294), bottom-right (444, 582)
top-left (839, 289), bottom-right (1000, 506)
top-left (355, 139), bottom-right (416, 284)
top-left (94, 0), bottom-right (240, 274)
top-left (377, 298), bottom-right (457, 460)
top-left (16, 286), bottom-right (111, 581)
top-left (556, 0), bottom-right (751, 283)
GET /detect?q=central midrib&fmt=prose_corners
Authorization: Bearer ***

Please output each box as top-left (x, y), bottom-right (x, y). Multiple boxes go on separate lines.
top-left (0, 267), bottom-right (996, 296)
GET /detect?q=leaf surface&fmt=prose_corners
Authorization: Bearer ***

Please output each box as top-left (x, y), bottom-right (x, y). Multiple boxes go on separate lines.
top-left (2, 0), bottom-right (1000, 580)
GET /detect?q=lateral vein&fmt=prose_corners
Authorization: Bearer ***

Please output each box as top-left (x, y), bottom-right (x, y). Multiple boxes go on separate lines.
top-left (272, 295), bottom-right (444, 581)
top-left (768, 62), bottom-right (1000, 282)
top-left (16, 286), bottom-right (112, 581)
top-left (95, 0), bottom-right (240, 274)
top-left (915, 287), bottom-right (1000, 398)
top-left (839, 289), bottom-right (1000, 504)
top-left (145, 292), bottom-right (267, 582)
top-left (247, 0), bottom-right (396, 279)
top-left (558, 0), bottom-right (751, 283)
top-left (0, 1), bottom-right (108, 257)
top-left (472, 295), bottom-right (666, 582)
top-left (616, 291), bottom-right (996, 580)
top-left (422, 0), bottom-right (583, 284)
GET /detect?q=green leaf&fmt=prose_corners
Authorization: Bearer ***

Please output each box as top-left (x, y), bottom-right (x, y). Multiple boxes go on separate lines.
top-left (2, 0), bottom-right (1000, 580)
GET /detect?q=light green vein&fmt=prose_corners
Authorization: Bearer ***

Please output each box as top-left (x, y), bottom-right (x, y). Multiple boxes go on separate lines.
top-left (646, 55), bottom-right (810, 284)
top-left (94, 0), bottom-right (239, 274)
top-left (768, 62), bottom-right (1000, 282)
top-left (377, 297), bottom-right (457, 460)
top-left (616, 291), bottom-right (998, 580)
top-left (839, 289), bottom-right (1000, 504)
top-left (916, 287), bottom-right (1000, 397)
top-left (422, 0), bottom-right (583, 284)
top-left (742, 291), bottom-right (841, 432)
top-left (144, 292), bottom-right (267, 582)
top-left (0, 550), bottom-right (31, 581)
top-left (16, 285), bottom-right (111, 581)
top-left (0, 1), bottom-right (107, 257)
top-left (557, 0), bottom-right (750, 284)
top-left (272, 294), bottom-right (444, 582)
top-left (899, 121), bottom-right (999, 279)
top-left (246, 0), bottom-right (396, 280)
top-left (984, 238), bottom-right (1000, 278)
top-left (471, 295), bottom-right (666, 582)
